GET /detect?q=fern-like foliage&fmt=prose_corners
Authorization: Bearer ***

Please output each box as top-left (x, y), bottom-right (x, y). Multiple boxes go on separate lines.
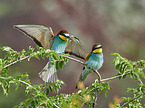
top-left (0, 47), bottom-right (145, 108)
top-left (111, 53), bottom-right (145, 108)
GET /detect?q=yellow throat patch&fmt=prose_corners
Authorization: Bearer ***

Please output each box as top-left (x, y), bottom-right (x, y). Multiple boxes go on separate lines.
top-left (59, 35), bottom-right (68, 41)
top-left (93, 48), bottom-right (102, 53)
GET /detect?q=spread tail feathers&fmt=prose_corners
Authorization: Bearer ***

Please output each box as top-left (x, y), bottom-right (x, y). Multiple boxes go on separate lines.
top-left (39, 62), bottom-right (58, 83)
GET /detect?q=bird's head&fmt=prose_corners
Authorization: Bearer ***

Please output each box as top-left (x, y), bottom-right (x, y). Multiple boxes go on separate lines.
top-left (57, 29), bottom-right (70, 41)
top-left (92, 43), bottom-right (103, 53)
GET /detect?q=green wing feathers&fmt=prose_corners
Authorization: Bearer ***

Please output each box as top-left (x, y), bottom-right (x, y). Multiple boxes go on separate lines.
top-left (65, 35), bottom-right (87, 59)
top-left (13, 25), bottom-right (54, 49)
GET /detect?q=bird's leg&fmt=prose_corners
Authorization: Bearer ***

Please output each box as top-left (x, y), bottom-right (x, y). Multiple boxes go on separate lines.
top-left (92, 70), bottom-right (102, 81)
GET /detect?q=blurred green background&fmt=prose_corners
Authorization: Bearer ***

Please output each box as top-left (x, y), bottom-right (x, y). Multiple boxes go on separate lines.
top-left (0, 0), bottom-right (145, 107)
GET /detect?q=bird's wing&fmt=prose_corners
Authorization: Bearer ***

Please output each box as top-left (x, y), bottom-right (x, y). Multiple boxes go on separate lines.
top-left (65, 35), bottom-right (87, 60)
top-left (14, 25), bottom-right (54, 49)
top-left (84, 53), bottom-right (91, 61)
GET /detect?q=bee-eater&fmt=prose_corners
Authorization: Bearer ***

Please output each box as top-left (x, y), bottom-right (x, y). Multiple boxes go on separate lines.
top-left (14, 25), bottom-right (86, 83)
top-left (76, 43), bottom-right (103, 90)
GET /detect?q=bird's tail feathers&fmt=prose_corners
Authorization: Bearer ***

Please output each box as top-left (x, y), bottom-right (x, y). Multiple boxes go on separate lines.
top-left (39, 62), bottom-right (58, 83)
top-left (75, 80), bottom-right (85, 90)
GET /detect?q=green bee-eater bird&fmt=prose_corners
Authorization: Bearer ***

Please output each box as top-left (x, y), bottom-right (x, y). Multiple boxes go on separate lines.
top-left (14, 25), bottom-right (86, 83)
top-left (76, 43), bottom-right (103, 90)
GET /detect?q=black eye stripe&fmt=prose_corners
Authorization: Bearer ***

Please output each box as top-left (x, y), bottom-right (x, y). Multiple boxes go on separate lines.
top-left (59, 33), bottom-right (66, 37)
top-left (59, 33), bottom-right (69, 38)
top-left (94, 45), bottom-right (102, 49)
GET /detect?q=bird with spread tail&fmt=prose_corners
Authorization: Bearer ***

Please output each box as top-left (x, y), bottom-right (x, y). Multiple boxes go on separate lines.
top-left (76, 43), bottom-right (103, 90)
top-left (14, 25), bottom-right (86, 83)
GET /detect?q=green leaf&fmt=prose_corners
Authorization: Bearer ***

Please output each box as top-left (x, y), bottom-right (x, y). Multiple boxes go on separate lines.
top-left (2, 46), bottom-right (12, 51)
top-left (55, 61), bottom-right (59, 70)
top-left (49, 86), bottom-right (53, 92)
top-left (46, 88), bottom-right (49, 95)
top-left (23, 73), bottom-right (29, 78)
top-left (111, 53), bottom-right (120, 56)
top-left (59, 61), bottom-right (64, 70)
top-left (52, 52), bottom-right (59, 60)
top-left (31, 100), bottom-right (35, 107)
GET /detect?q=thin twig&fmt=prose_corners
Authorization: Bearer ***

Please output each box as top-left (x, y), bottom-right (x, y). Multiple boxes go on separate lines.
top-left (120, 93), bottom-right (143, 108)
top-left (93, 70), bottom-right (102, 81)
top-left (136, 75), bottom-right (143, 84)
top-left (100, 72), bottom-right (130, 82)
top-left (92, 91), bottom-right (98, 108)
top-left (65, 51), bottom-right (85, 60)
top-left (0, 76), bottom-right (32, 87)
top-left (53, 103), bottom-right (60, 108)
top-left (61, 55), bottom-right (86, 65)
top-left (18, 79), bottom-right (32, 86)
top-left (2, 54), bottom-right (85, 71)
top-left (2, 56), bottom-right (29, 69)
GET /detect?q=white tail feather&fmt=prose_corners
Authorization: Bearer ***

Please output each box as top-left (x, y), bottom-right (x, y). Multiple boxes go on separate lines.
top-left (39, 62), bottom-right (58, 82)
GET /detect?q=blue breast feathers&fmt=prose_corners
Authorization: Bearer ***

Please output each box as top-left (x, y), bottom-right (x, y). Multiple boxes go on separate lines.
top-left (51, 36), bottom-right (67, 53)
top-left (85, 53), bottom-right (103, 71)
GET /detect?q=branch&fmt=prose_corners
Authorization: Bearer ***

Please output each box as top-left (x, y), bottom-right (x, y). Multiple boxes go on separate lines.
top-left (98, 72), bottom-right (144, 108)
top-left (53, 103), bottom-right (60, 108)
top-left (65, 51), bottom-right (85, 60)
top-left (0, 76), bottom-right (32, 87)
top-left (2, 56), bottom-right (29, 70)
top-left (93, 70), bottom-right (102, 81)
top-left (61, 55), bottom-right (86, 65)
top-left (120, 93), bottom-right (143, 108)
top-left (1, 55), bottom-right (85, 73)
top-left (100, 72), bottom-right (130, 82)
top-left (1, 52), bottom-right (86, 71)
